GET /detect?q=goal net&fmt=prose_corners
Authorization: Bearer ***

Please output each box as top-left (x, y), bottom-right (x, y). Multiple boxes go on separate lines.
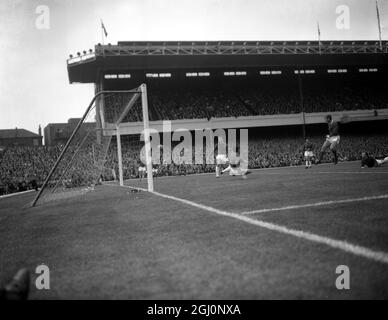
top-left (32, 84), bottom-right (154, 207)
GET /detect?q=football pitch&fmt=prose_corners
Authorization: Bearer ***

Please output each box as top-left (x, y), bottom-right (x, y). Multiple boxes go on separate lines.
top-left (1, 161), bottom-right (388, 299)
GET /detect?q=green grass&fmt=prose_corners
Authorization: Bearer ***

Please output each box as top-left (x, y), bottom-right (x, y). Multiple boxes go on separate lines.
top-left (1, 161), bottom-right (388, 299)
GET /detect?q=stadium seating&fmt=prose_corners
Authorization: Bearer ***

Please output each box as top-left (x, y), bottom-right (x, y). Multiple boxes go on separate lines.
top-left (103, 77), bottom-right (388, 123)
top-left (126, 77), bottom-right (388, 121)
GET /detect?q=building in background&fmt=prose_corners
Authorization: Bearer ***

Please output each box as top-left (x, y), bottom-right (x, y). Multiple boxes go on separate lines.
top-left (44, 118), bottom-right (95, 146)
top-left (0, 127), bottom-right (43, 148)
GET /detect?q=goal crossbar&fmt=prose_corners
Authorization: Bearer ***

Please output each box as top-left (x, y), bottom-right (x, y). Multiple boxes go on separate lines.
top-left (115, 93), bottom-right (141, 126)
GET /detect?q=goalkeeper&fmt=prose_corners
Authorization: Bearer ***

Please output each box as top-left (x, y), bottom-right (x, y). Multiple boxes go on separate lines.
top-left (220, 157), bottom-right (250, 177)
top-left (361, 152), bottom-right (388, 168)
top-left (215, 153), bottom-right (229, 177)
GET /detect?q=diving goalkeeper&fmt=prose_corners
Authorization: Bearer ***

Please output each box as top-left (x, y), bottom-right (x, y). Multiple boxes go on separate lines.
top-left (361, 152), bottom-right (388, 168)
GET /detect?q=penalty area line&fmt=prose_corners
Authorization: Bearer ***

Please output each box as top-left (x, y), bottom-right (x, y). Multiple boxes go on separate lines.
top-left (113, 184), bottom-right (388, 265)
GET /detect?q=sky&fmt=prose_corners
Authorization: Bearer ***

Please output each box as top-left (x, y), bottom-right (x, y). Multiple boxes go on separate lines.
top-left (0, 0), bottom-right (386, 134)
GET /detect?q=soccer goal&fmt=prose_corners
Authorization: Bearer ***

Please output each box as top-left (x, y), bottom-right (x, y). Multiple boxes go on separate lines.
top-left (32, 83), bottom-right (154, 207)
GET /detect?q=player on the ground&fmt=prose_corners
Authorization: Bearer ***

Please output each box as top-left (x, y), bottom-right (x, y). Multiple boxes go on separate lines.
top-left (303, 139), bottom-right (314, 169)
top-left (315, 114), bottom-right (340, 165)
top-left (361, 152), bottom-right (388, 168)
top-left (215, 153), bottom-right (229, 177)
top-left (220, 157), bottom-right (250, 178)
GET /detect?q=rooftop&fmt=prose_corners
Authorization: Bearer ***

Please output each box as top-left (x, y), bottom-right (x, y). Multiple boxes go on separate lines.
top-left (0, 128), bottom-right (41, 139)
top-left (67, 40), bottom-right (388, 83)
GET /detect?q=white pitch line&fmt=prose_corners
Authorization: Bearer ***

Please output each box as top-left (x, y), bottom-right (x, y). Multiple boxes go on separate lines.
top-left (0, 189), bottom-right (35, 200)
top-left (241, 194), bottom-right (388, 215)
top-left (115, 184), bottom-right (388, 265)
top-left (313, 171), bottom-right (388, 174)
top-left (103, 182), bottom-right (148, 192)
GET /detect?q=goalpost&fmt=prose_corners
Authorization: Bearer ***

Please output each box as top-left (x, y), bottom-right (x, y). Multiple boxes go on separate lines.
top-left (114, 84), bottom-right (153, 191)
top-left (32, 83), bottom-right (153, 207)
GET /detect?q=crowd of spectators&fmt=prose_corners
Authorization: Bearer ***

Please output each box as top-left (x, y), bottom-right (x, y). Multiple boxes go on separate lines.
top-left (0, 146), bottom-right (61, 195)
top-left (149, 88), bottom-right (252, 121)
top-left (103, 77), bottom-right (388, 122)
top-left (101, 133), bottom-right (388, 180)
top-left (1, 133), bottom-right (387, 195)
top-left (248, 134), bottom-right (388, 168)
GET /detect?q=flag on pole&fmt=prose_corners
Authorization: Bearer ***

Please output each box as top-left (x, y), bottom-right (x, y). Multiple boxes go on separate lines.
top-left (376, 0), bottom-right (382, 50)
top-left (317, 21), bottom-right (321, 40)
top-left (317, 21), bottom-right (321, 54)
top-left (101, 19), bottom-right (108, 38)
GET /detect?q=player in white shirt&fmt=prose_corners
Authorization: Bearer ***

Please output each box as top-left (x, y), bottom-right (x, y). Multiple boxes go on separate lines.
top-left (215, 154), bottom-right (229, 177)
top-left (152, 167), bottom-right (158, 179)
top-left (216, 154), bottom-right (250, 178)
top-left (138, 165), bottom-right (146, 181)
top-left (221, 160), bottom-right (250, 178)
top-left (139, 165), bottom-right (158, 180)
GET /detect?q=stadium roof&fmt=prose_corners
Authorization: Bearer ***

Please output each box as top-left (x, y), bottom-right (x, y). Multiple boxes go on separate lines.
top-left (67, 40), bottom-right (388, 83)
top-left (0, 128), bottom-right (40, 139)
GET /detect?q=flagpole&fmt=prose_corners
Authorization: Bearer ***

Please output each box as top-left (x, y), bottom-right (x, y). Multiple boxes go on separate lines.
top-left (100, 19), bottom-right (104, 45)
top-left (317, 21), bottom-right (321, 55)
top-left (376, 0), bottom-right (383, 51)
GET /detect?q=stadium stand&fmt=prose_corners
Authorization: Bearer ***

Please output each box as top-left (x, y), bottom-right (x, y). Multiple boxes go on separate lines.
top-left (112, 76), bottom-right (388, 122)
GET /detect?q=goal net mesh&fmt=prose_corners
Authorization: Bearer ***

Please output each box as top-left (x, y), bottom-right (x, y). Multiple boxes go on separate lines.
top-left (33, 90), bottom-right (144, 206)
